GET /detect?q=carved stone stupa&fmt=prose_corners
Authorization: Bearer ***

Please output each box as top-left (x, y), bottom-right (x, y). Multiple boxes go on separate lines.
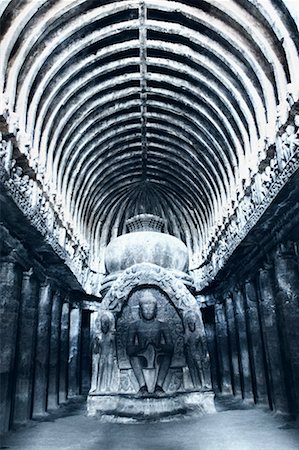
top-left (87, 214), bottom-right (215, 421)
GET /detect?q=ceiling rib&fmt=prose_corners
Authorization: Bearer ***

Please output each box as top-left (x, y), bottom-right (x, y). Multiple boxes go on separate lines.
top-left (0, 0), bottom-right (298, 271)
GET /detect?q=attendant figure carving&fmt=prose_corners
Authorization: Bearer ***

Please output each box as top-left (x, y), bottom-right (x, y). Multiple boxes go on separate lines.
top-left (184, 311), bottom-right (208, 390)
top-left (91, 313), bottom-right (115, 393)
top-left (126, 290), bottom-right (174, 395)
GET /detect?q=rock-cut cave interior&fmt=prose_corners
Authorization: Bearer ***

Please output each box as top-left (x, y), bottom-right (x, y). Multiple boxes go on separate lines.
top-left (0, 1), bottom-right (299, 449)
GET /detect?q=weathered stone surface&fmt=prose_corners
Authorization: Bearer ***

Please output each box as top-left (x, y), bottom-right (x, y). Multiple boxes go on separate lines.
top-left (274, 243), bottom-right (299, 414)
top-left (0, 261), bottom-right (22, 433)
top-left (87, 391), bottom-right (216, 422)
top-left (105, 213), bottom-right (189, 276)
top-left (80, 310), bottom-right (91, 394)
top-left (13, 271), bottom-right (39, 424)
top-left (105, 230), bottom-right (189, 274)
top-left (48, 291), bottom-right (62, 410)
top-left (258, 266), bottom-right (289, 414)
top-left (225, 296), bottom-right (241, 397)
top-left (233, 289), bottom-right (253, 402)
top-left (214, 302), bottom-right (232, 394)
top-left (102, 262), bottom-right (199, 317)
top-left (59, 302), bottom-right (70, 404)
top-left (201, 308), bottom-right (216, 392)
top-left (244, 280), bottom-right (268, 406)
top-left (68, 307), bottom-right (82, 397)
top-left (32, 283), bottom-right (53, 417)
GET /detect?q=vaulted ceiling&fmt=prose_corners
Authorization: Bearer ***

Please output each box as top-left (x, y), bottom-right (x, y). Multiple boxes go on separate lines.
top-left (0, 0), bottom-right (298, 269)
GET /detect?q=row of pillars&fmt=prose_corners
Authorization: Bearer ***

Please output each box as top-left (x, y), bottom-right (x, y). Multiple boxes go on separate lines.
top-left (0, 261), bottom-right (91, 434)
top-left (214, 241), bottom-right (299, 416)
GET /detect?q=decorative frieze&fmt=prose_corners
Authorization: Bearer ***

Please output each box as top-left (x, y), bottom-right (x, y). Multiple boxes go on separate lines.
top-left (193, 137), bottom-right (299, 290)
top-left (0, 153), bottom-right (95, 291)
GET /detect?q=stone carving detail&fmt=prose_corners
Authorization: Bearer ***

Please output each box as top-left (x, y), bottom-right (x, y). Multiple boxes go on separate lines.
top-left (0, 133), bottom-right (13, 173)
top-left (277, 115), bottom-right (299, 167)
top-left (90, 313), bottom-right (116, 393)
top-left (103, 263), bottom-right (198, 315)
top-left (116, 287), bottom-right (185, 371)
top-left (0, 137), bottom-right (7, 165)
top-left (95, 263), bottom-right (210, 396)
top-left (193, 112), bottom-right (299, 288)
top-left (194, 147), bottom-right (299, 290)
top-left (0, 150), bottom-right (96, 291)
top-left (184, 311), bottom-right (209, 389)
top-left (125, 289), bottom-right (174, 395)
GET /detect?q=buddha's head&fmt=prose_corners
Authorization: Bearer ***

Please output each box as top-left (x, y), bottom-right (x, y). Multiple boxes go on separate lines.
top-left (185, 311), bottom-right (198, 332)
top-left (139, 291), bottom-right (157, 321)
top-left (100, 314), bottom-right (111, 334)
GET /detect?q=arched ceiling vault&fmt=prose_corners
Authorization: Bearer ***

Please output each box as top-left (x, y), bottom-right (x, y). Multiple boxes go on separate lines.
top-left (0, 0), bottom-right (298, 271)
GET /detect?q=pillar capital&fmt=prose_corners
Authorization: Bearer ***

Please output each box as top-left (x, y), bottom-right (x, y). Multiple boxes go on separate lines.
top-left (214, 294), bottom-right (224, 305)
top-left (244, 279), bottom-right (259, 304)
top-left (22, 267), bottom-right (34, 281)
top-left (52, 290), bottom-right (61, 301)
top-left (225, 292), bottom-right (233, 302)
top-left (39, 277), bottom-right (52, 289)
top-left (233, 284), bottom-right (243, 294)
top-left (0, 244), bottom-right (31, 271)
top-left (259, 259), bottom-right (274, 273)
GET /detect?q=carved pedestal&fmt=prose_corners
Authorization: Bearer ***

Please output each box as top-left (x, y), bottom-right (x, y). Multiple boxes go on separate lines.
top-left (87, 391), bottom-right (216, 422)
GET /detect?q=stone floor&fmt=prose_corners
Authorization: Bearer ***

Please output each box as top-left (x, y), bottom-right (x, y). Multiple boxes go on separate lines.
top-left (1, 397), bottom-right (299, 450)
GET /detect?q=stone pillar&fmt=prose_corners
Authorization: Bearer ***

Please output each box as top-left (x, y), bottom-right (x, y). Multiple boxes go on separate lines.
top-left (202, 310), bottom-right (216, 391)
top-left (233, 288), bottom-right (253, 402)
top-left (13, 271), bottom-right (39, 424)
top-left (214, 302), bottom-right (233, 394)
top-left (32, 282), bottom-right (53, 417)
top-left (244, 279), bottom-right (268, 405)
top-left (274, 242), bottom-right (299, 414)
top-left (68, 307), bottom-right (82, 397)
top-left (0, 261), bottom-right (22, 433)
top-left (59, 302), bottom-right (70, 404)
top-left (47, 291), bottom-right (62, 410)
top-left (258, 266), bottom-right (289, 413)
top-left (80, 310), bottom-right (91, 394)
top-left (225, 295), bottom-right (242, 396)
top-left (89, 311), bottom-right (97, 393)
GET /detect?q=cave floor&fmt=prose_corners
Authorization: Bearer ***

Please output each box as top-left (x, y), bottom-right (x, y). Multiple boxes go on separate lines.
top-left (1, 397), bottom-right (299, 450)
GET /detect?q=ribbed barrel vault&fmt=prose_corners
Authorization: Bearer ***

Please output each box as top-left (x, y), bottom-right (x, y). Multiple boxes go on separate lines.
top-left (0, 0), bottom-right (298, 270)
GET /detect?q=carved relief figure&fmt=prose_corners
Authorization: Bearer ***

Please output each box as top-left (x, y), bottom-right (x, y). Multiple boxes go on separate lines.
top-left (0, 137), bottom-right (7, 164)
top-left (126, 290), bottom-right (174, 395)
top-left (184, 310), bottom-right (208, 390)
top-left (90, 313), bottom-right (115, 393)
